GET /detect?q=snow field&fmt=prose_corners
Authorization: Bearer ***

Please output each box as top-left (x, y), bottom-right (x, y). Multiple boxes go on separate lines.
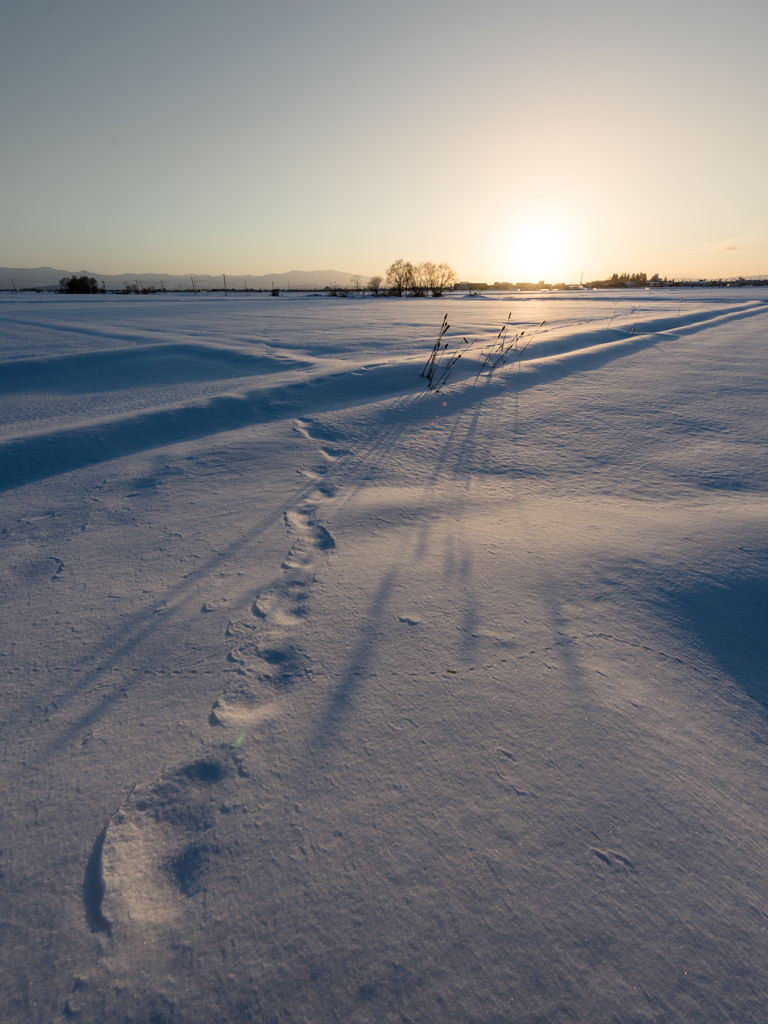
top-left (1, 290), bottom-right (767, 1022)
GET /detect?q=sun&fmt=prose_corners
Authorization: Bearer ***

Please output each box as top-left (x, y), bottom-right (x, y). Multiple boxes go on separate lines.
top-left (511, 221), bottom-right (568, 283)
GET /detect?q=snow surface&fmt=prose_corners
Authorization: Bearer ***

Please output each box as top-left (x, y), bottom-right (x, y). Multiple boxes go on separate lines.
top-left (1, 289), bottom-right (767, 1023)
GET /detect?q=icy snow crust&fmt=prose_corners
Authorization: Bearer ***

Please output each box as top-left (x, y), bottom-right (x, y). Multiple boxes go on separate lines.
top-left (1, 289), bottom-right (767, 1022)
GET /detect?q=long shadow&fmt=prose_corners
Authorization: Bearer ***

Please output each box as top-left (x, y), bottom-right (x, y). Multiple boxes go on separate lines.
top-left (333, 399), bottom-right (418, 493)
top-left (312, 571), bottom-right (398, 747)
top-left (322, 391), bottom-right (435, 509)
top-left (434, 301), bottom-right (768, 416)
top-left (25, 482), bottom-right (308, 764)
top-left (425, 397), bottom-right (487, 485)
top-left (0, 311), bottom-right (171, 346)
top-left (661, 571), bottom-right (768, 712)
top-left (9, 304), bottom-right (765, 495)
top-left (450, 545), bottom-right (481, 666)
top-left (375, 325), bottom-right (665, 485)
top-left (22, 396), bottom-right (419, 761)
top-left (0, 343), bottom-right (308, 395)
top-left (22, 312), bottom-right (768, 760)
top-left (25, 399), bottom-right (421, 761)
top-left (0, 363), bottom-right (417, 494)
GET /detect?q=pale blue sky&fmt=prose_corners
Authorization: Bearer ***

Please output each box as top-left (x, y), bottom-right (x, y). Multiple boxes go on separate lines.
top-left (1, 0), bottom-right (766, 281)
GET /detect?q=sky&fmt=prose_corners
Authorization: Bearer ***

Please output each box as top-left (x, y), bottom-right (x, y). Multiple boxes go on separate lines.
top-left (1, 0), bottom-right (766, 283)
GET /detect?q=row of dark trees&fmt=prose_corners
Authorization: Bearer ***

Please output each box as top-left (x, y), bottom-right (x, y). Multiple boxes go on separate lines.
top-left (346, 263), bottom-right (457, 296)
top-left (585, 272), bottom-right (662, 288)
top-left (57, 264), bottom-right (459, 297)
top-left (59, 275), bottom-right (103, 293)
top-left (383, 260), bottom-right (457, 297)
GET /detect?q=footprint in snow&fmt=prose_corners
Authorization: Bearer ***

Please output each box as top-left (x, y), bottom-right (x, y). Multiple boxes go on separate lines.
top-left (222, 635), bottom-right (303, 689)
top-left (101, 756), bottom-right (232, 925)
top-left (310, 479), bottom-right (338, 499)
top-left (297, 467), bottom-right (338, 500)
top-left (246, 508), bottom-right (334, 631)
top-left (293, 417), bottom-right (345, 444)
top-left (82, 745), bottom-right (267, 1013)
top-left (293, 417), bottom-right (351, 460)
top-left (253, 575), bottom-right (311, 625)
top-left (209, 666), bottom-right (285, 726)
top-left (281, 508), bottom-right (335, 568)
top-left (213, 503), bottom-right (336, 728)
top-left (319, 445), bottom-right (350, 460)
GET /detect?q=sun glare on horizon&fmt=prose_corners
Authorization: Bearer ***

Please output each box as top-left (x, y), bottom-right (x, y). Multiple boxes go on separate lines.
top-left (508, 221), bottom-right (569, 283)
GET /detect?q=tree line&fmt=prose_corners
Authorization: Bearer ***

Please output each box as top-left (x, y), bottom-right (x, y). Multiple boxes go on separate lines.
top-left (351, 261), bottom-right (457, 297)
top-left (585, 272), bottom-right (662, 288)
top-left (57, 264), bottom-right (460, 297)
top-left (384, 260), bottom-right (457, 296)
top-left (59, 275), bottom-right (104, 293)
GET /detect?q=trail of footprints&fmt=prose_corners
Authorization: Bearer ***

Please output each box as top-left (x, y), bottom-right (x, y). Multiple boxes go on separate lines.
top-left (90, 420), bottom-right (341, 990)
top-left (212, 503), bottom-right (335, 723)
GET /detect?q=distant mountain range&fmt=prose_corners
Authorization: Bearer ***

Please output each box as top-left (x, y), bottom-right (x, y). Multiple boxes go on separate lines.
top-left (0, 266), bottom-right (362, 291)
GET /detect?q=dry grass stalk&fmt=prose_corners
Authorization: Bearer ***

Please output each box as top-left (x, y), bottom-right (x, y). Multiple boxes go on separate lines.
top-left (422, 314), bottom-right (548, 394)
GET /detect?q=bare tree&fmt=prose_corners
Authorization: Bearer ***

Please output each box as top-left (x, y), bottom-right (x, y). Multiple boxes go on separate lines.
top-left (351, 275), bottom-right (363, 293)
top-left (367, 275), bottom-right (383, 295)
top-left (386, 259), bottom-right (414, 296)
top-left (431, 262), bottom-right (457, 297)
top-left (59, 275), bottom-right (99, 294)
top-left (412, 262), bottom-right (434, 297)
top-left (422, 262), bottom-right (439, 293)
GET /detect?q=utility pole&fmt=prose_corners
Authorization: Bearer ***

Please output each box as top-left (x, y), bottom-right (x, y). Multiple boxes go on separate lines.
top-left (223, 273), bottom-right (228, 295)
